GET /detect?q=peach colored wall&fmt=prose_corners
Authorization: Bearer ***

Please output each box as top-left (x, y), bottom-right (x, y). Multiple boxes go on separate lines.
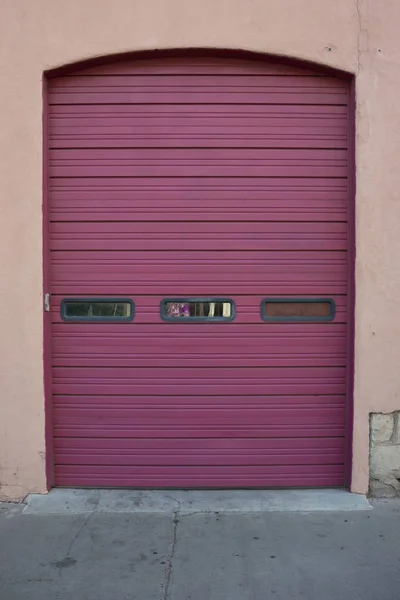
top-left (0, 0), bottom-right (398, 500)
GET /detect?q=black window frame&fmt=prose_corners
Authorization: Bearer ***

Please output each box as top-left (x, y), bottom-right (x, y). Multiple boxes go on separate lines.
top-left (160, 298), bottom-right (235, 323)
top-left (260, 297), bottom-right (335, 323)
top-left (60, 298), bottom-right (135, 323)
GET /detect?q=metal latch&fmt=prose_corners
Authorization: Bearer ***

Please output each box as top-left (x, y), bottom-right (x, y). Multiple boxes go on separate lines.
top-left (44, 293), bottom-right (50, 312)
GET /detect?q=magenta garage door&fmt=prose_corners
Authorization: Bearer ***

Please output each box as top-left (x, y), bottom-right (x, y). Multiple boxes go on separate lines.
top-left (46, 54), bottom-right (352, 488)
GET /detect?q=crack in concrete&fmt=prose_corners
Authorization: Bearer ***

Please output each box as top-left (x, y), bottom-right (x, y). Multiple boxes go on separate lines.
top-left (356, 0), bottom-right (362, 73)
top-left (6, 578), bottom-right (55, 585)
top-left (163, 494), bottom-right (183, 513)
top-left (63, 491), bottom-right (100, 558)
top-left (49, 510), bottom-right (94, 579)
top-left (161, 511), bottom-right (180, 600)
top-left (180, 510), bottom-right (213, 519)
top-left (392, 412), bottom-right (400, 445)
top-left (66, 510), bottom-right (94, 559)
top-left (159, 500), bottom-right (222, 599)
top-left (356, 0), bottom-right (369, 74)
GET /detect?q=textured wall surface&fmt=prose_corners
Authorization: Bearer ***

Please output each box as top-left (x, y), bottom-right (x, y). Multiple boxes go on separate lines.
top-left (370, 413), bottom-right (400, 497)
top-left (0, 0), bottom-right (399, 499)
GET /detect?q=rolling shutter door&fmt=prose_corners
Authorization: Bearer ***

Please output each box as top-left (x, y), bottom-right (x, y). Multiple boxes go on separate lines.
top-left (48, 56), bottom-right (351, 487)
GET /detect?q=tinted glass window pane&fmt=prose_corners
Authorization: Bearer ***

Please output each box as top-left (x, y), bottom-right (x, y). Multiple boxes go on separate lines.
top-left (262, 299), bottom-right (334, 322)
top-left (162, 300), bottom-right (234, 321)
top-left (62, 300), bottom-right (133, 321)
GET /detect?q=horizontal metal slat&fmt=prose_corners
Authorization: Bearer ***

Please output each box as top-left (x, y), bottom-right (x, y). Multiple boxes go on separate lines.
top-left (52, 337), bottom-right (346, 354)
top-left (50, 210), bottom-right (348, 223)
top-left (48, 103), bottom-right (348, 119)
top-left (53, 394), bottom-right (346, 407)
top-left (54, 474), bottom-right (345, 487)
top-left (52, 382), bottom-right (346, 396)
top-left (51, 321), bottom-right (347, 334)
top-left (51, 311), bottom-right (348, 326)
top-left (51, 285), bottom-right (348, 295)
top-left (54, 435), bottom-right (345, 450)
top-left (50, 147), bottom-right (348, 160)
top-left (52, 365), bottom-right (346, 379)
top-left (67, 57), bottom-right (338, 77)
top-left (49, 88), bottom-right (348, 106)
top-left (54, 450), bottom-right (345, 467)
top-left (50, 221), bottom-right (348, 234)
top-left (51, 74), bottom-right (347, 89)
top-left (54, 473), bottom-right (345, 487)
top-left (50, 250), bottom-right (348, 261)
top-left (50, 165), bottom-right (347, 178)
top-left (49, 175), bottom-right (349, 190)
top-left (54, 464), bottom-right (345, 476)
top-left (52, 356), bottom-right (347, 368)
top-left (53, 424), bottom-right (347, 439)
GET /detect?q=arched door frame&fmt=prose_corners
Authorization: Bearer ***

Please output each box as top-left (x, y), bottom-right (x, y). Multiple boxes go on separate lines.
top-left (42, 48), bottom-right (355, 490)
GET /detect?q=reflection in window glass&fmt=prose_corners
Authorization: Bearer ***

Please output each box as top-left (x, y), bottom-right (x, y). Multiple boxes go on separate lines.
top-left (163, 300), bottom-right (233, 321)
top-left (262, 299), bottom-right (334, 322)
top-left (62, 299), bottom-right (133, 321)
top-left (166, 302), bottom-right (191, 318)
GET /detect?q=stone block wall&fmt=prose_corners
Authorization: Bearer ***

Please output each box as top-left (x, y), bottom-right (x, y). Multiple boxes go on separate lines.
top-left (370, 412), bottom-right (400, 496)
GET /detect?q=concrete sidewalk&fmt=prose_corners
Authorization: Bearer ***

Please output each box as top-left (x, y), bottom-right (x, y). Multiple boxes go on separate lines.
top-left (23, 488), bottom-right (371, 514)
top-left (1, 493), bottom-right (399, 600)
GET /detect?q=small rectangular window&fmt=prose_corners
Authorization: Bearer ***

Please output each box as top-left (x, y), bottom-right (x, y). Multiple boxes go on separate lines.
top-left (61, 298), bottom-right (134, 322)
top-left (261, 298), bottom-right (335, 322)
top-left (161, 299), bottom-right (234, 322)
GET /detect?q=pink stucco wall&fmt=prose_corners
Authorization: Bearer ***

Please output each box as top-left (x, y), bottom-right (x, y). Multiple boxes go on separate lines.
top-left (0, 0), bottom-right (399, 500)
